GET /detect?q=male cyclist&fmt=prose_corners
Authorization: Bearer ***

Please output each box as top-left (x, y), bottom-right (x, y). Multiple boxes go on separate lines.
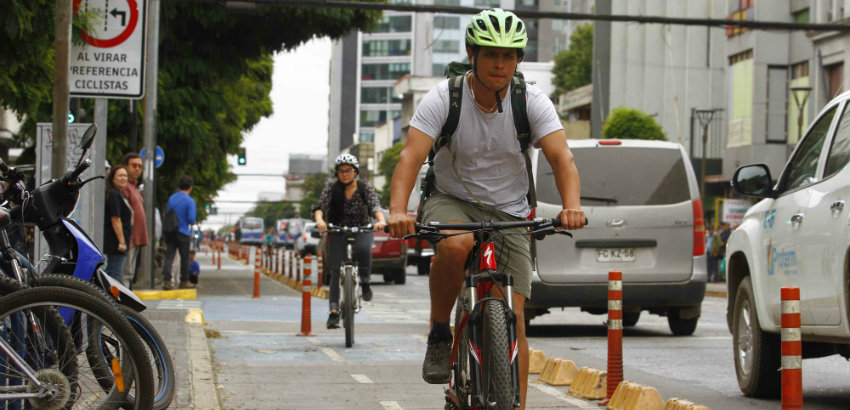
top-left (387, 9), bottom-right (585, 409)
top-left (313, 154), bottom-right (387, 329)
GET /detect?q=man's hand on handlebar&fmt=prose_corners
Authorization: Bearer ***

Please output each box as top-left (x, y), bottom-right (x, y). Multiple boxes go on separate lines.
top-left (557, 208), bottom-right (586, 230)
top-left (387, 212), bottom-right (416, 239)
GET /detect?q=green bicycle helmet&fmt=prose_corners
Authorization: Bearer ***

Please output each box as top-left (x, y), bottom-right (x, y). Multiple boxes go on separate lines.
top-left (466, 8), bottom-right (527, 49)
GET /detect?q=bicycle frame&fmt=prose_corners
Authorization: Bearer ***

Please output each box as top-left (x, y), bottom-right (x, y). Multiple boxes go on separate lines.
top-left (451, 231), bottom-right (521, 409)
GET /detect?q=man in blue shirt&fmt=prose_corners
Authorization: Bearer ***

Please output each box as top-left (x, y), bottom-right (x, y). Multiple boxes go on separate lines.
top-left (162, 175), bottom-right (197, 290)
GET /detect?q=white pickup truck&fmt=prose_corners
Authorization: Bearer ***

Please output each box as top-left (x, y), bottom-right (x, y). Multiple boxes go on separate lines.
top-left (726, 90), bottom-right (850, 398)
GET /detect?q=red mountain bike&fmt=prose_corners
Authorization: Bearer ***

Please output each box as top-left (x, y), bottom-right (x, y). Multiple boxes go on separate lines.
top-left (403, 218), bottom-right (576, 410)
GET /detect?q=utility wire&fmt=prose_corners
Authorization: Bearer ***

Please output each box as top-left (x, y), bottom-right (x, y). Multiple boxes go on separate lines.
top-left (177, 0), bottom-right (850, 32)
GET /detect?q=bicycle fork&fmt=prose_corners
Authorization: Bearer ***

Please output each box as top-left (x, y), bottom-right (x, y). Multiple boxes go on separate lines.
top-left (463, 271), bottom-right (521, 409)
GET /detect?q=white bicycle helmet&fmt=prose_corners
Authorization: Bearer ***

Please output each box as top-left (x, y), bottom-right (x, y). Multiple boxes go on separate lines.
top-left (335, 153), bottom-right (359, 172)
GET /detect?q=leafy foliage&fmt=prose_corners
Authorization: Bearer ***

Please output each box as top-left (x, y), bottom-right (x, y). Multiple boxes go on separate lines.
top-left (551, 24), bottom-right (593, 98)
top-left (299, 173), bottom-right (330, 219)
top-left (377, 142), bottom-right (403, 208)
top-left (602, 106), bottom-right (667, 141)
top-left (2, 2), bottom-right (381, 222)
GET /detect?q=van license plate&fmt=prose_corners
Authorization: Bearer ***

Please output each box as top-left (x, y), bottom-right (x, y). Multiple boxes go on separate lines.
top-left (596, 248), bottom-right (636, 262)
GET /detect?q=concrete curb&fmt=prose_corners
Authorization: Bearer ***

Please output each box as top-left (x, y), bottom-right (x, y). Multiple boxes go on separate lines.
top-left (568, 367), bottom-right (607, 399)
top-left (185, 308), bottom-right (221, 410)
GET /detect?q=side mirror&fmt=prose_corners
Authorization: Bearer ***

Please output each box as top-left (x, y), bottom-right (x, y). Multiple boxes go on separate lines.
top-left (80, 123), bottom-right (97, 151)
top-left (732, 164), bottom-right (776, 198)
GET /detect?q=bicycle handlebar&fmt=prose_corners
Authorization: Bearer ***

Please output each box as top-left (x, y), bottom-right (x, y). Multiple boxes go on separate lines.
top-left (325, 224), bottom-right (373, 233)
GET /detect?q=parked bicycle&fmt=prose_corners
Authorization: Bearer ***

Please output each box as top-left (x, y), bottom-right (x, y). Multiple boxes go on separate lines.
top-left (399, 218), bottom-right (576, 410)
top-left (0, 124), bottom-right (173, 409)
top-left (314, 224), bottom-right (372, 348)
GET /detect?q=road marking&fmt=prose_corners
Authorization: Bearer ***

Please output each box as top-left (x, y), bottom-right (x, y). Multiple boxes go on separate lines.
top-left (351, 374), bottom-right (374, 384)
top-left (380, 401), bottom-right (404, 410)
top-left (307, 337), bottom-right (345, 362)
top-left (531, 383), bottom-right (599, 409)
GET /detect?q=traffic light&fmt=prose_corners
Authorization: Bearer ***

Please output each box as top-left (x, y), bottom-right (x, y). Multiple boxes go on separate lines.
top-left (237, 147), bottom-right (247, 165)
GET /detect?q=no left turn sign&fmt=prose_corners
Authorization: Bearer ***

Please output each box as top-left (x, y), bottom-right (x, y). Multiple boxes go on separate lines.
top-left (70, 0), bottom-right (147, 99)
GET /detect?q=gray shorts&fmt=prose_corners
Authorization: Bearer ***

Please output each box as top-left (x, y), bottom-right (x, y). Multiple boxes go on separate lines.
top-left (420, 193), bottom-right (533, 298)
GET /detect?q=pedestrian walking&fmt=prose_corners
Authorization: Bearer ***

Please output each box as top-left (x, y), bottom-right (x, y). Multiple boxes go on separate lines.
top-left (710, 222), bottom-right (731, 282)
top-left (705, 225), bottom-right (718, 282)
top-left (104, 165), bottom-right (134, 282)
top-left (120, 153), bottom-right (148, 289)
top-left (161, 175), bottom-right (197, 290)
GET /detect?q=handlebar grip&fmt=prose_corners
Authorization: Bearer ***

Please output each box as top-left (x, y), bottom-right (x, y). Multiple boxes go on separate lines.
top-left (66, 159), bottom-right (91, 182)
top-left (550, 217), bottom-right (589, 228)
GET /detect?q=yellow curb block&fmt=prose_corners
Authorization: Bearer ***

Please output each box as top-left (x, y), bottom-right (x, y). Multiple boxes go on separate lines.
top-left (540, 358), bottom-right (578, 386)
top-left (568, 367), bottom-right (607, 400)
top-left (528, 349), bottom-right (547, 374)
top-left (665, 398), bottom-right (710, 410)
top-left (134, 288), bottom-right (197, 300)
top-left (607, 381), bottom-right (665, 410)
top-left (185, 307), bottom-right (205, 324)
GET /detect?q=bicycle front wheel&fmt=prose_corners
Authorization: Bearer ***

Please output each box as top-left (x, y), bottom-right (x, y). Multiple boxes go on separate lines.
top-left (342, 266), bottom-right (355, 348)
top-left (0, 286), bottom-right (155, 410)
top-left (481, 300), bottom-right (513, 410)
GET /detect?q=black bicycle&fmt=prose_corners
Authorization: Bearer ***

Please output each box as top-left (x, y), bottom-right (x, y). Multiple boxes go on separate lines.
top-left (319, 224), bottom-right (372, 348)
top-left (402, 218), bottom-right (575, 410)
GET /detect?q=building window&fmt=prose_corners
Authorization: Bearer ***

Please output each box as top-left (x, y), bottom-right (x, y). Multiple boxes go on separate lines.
top-left (826, 63), bottom-right (844, 99)
top-left (362, 39), bottom-right (411, 57)
top-left (519, 0), bottom-right (539, 5)
top-left (790, 61), bottom-right (809, 79)
top-left (474, 0), bottom-right (500, 8)
top-left (361, 110), bottom-right (388, 128)
top-left (361, 87), bottom-right (402, 104)
top-left (793, 8), bottom-right (810, 23)
top-left (433, 40), bottom-right (460, 53)
top-left (434, 16), bottom-right (460, 30)
top-left (359, 132), bottom-right (375, 143)
top-left (728, 49), bottom-right (753, 65)
top-left (361, 63), bottom-right (411, 81)
top-left (374, 15), bottom-right (412, 33)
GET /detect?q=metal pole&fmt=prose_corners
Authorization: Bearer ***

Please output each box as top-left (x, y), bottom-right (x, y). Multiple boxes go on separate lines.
top-left (700, 123), bottom-right (708, 200)
top-left (93, 99), bottom-right (108, 250)
top-left (52, 0), bottom-right (73, 178)
top-left (141, 0), bottom-right (160, 289)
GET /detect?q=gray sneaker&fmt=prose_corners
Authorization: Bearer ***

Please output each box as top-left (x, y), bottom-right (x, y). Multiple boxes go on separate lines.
top-left (422, 337), bottom-right (452, 384)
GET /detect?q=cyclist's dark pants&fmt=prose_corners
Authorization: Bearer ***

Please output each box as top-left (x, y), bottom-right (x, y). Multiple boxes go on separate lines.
top-left (327, 231), bottom-right (373, 311)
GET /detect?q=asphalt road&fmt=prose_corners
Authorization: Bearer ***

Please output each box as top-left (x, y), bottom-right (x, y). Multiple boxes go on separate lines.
top-left (194, 252), bottom-right (850, 409)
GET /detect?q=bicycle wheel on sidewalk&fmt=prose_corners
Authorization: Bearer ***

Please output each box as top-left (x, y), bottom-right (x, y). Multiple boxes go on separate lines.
top-left (0, 285), bottom-right (156, 410)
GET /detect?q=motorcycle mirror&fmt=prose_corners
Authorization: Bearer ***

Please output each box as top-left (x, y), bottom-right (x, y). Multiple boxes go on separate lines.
top-left (76, 123), bottom-right (97, 168)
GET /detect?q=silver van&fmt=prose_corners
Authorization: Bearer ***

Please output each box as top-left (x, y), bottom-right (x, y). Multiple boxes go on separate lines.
top-left (529, 139), bottom-right (707, 335)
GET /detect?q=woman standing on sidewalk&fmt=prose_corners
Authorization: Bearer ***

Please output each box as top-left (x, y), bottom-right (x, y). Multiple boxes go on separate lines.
top-left (104, 165), bottom-right (134, 281)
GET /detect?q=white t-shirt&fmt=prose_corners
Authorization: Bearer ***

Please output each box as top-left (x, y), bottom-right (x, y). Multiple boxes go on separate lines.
top-left (409, 74), bottom-right (563, 217)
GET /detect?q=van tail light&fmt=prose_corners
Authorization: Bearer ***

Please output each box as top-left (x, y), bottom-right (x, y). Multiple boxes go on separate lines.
top-left (692, 199), bottom-right (706, 256)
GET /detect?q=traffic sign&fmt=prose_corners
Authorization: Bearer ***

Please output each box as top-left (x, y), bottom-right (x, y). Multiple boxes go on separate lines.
top-left (140, 146), bottom-right (164, 168)
top-left (70, 0), bottom-right (147, 98)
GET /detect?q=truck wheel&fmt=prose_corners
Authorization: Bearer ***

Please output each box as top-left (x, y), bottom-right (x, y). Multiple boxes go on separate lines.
top-left (394, 269), bottom-right (406, 285)
top-left (733, 276), bottom-right (780, 397)
top-left (667, 308), bottom-right (698, 335)
top-left (623, 311), bottom-right (640, 327)
top-left (417, 259), bottom-right (430, 275)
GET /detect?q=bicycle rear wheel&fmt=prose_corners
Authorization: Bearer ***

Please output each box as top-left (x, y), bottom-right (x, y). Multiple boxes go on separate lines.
top-left (342, 266), bottom-right (355, 348)
top-left (481, 300), bottom-right (513, 410)
top-left (0, 286), bottom-right (155, 410)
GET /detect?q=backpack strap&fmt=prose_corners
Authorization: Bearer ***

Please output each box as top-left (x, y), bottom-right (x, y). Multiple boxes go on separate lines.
top-left (430, 75), bottom-right (465, 163)
top-left (510, 76), bottom-right (537, 208)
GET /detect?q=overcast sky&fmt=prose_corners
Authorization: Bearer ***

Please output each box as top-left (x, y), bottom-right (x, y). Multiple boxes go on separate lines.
top-left (204, 38), bottom-right (331, 231)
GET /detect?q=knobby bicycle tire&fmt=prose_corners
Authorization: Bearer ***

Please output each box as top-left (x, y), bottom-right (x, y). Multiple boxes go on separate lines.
top-left (481, 300), bottom-right (513, 410)
top-left (343, 266), bottom-right (355, 348)
top-left (30, 274), bottom-right (175, 410)
top-left (0, 286), bottom-right (155, 410)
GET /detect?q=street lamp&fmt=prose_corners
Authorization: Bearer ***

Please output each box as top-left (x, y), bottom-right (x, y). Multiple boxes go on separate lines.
top-left (790, 85), bottom-right (812, 143)
top-left (695, 108), bottom-right (716, 200)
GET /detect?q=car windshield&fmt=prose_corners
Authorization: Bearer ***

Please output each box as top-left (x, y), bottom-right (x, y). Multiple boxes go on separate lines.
top-left (537, 147), bottom-right (691, 206)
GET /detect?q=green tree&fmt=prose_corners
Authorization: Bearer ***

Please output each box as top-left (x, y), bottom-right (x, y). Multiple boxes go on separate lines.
top-left (602, 106), bottom-right (667, 141)
top-left (551, 24), bottom-right (593, 98)
top-left (377, 142), bottom-right (403, 207)
top-left (299, 173), bottom-right (330, 219)
top-left (2, 2), bottom-right (381, 222)
top-left (246, 201), bottom-right (298, 229)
